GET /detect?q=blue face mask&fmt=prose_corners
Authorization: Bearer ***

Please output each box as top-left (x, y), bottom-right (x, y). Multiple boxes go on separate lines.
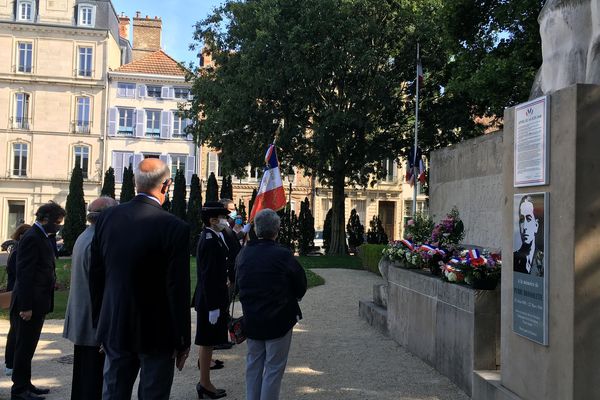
top-left (229, 211), bottom-right (238, 219)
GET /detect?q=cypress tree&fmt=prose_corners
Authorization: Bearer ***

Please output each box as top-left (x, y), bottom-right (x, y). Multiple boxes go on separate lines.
top-left (187, 174), bottom-right (203, 254)
top-left (171, 169), bottom-right (187, 220)
top-left (101, 167), bottom-right (116, 199)
top-left (162, 193), bottom-right (171, 212)
top-left (119, 165), bottom-right (136, 203)
top-left (206, 172), bottom-right (219, 202)
top-left (219, 175), bottom-right (233, 200)
top-left (366, 215), bottom-right (388, 244)
top-left (323, 208), bottom-right (332, 254)
top-left (62, 165), bottom-right (87, 254)
top-left (298, 198), bottom-right (315, 256)
top-left (346, 208), bottom-right (365, 252)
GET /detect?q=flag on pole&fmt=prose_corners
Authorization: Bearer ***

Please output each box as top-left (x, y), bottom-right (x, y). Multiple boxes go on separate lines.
top-left (249, 144), bottom-right (287, 222)
top-left (405, 159), bottom-right (414, 186)
top-left (418, 157), bottom-right (426, 184)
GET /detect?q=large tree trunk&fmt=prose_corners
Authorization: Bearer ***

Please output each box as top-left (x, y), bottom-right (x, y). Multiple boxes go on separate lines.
top-left (328, 173), bottom-right (347, 256)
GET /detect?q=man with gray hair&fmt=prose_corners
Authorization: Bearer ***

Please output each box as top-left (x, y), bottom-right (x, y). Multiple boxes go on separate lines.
top-left (63, 196), bottom-right (118, 400)
top-left (235, 209), bottom-right (307, 400)
top-left (90, 158), bottom-right (191, 400)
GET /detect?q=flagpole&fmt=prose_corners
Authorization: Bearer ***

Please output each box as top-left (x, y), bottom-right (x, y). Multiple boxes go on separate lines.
top-left (412, 43), bottom-right (420, 217)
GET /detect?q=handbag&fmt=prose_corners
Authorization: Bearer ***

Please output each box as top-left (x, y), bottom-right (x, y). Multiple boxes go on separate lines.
top-left (227, 284), bottom-right (246, 344)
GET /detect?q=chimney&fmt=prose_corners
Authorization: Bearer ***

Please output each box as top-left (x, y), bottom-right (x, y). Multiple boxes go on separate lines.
top-left (118, 13), bottom-right (130, 41)
top-left (132, 12), bottom-right (162, 61)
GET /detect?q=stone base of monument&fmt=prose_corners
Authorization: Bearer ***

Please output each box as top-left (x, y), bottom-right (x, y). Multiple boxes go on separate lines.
top-left (359, 283), bottom-right (389, 336)
top-left (473, 370), bottom-right (522, 400)
top-left (387, 266), bottom-right (500, 396)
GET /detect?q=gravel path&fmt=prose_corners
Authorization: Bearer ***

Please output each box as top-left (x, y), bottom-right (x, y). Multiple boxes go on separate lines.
top-left (0, 268), bottom-right (469, 400)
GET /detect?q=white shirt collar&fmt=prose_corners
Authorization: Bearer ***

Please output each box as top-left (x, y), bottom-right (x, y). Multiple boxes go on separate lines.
top-left (34, 221), bottom-right (49, 237)
top-left (138, 193), bottom-right (161, 205)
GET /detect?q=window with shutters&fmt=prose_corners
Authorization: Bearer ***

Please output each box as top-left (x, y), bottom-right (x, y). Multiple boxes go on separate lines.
top-left (145, 110), bottom-right (161, 137)
top-left (403, 200), bottom-right (428, 226)
top-left (174, 87), bottom-right (190, 99)
top-left (172, 112), bottom-right (189, 137)
top-left (207, 152), bottom-right (222, 178)
top-left (12, 143), bottom-right (28, 177)
top-left (146, 85), bottom-right (161, 98)
top-left (112, 151), bottom-right (133, 183)
top-left (170, 154), bottom-right (187, 179)
top-left (78, 4), bottom-right (96, 27)
top-left (73, 146), bottom-right (90, 178)
top-left (384, 158), bottom-right (397, 182)
top-left (17, 42), bottom-right (33, 73)
top-left (117, 83), bottom-right (136, 98)
top-left (13, 93), bottom-right (31, 130)
top-left (117, 108), bottom-right (134, 135)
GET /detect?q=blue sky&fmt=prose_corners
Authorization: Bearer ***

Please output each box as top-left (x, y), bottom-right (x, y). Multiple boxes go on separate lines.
top-left (112, 0), bottom-right (224, 65)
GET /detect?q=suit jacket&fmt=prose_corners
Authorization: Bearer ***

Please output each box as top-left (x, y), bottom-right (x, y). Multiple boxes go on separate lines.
top-left (63, 225), bottom-right (97, 346)
top-left (514, 247), bottom-right (544, 277)
top-left (193, 228), bottom-right (229, 313)
top-left (221, 226), bottom-right (241, 283)
top-left (236, 239), bottom-right (307, 340)
top-left (90, 195), bottom-right (191, 353)
top-left (11, 224), bottom-right (56, 316)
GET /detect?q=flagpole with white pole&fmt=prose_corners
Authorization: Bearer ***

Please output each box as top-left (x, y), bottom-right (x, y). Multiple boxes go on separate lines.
top-left (412, 43), bottom-right (420, 217)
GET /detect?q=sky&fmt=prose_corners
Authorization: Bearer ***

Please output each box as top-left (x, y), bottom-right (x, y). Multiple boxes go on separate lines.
top-left (111, 0), bottom-right (224, 65)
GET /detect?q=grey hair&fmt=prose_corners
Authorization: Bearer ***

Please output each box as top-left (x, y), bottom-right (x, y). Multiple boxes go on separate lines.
top-left (135, 160), bottom-right (170, 193)
top-left (87, 196), bottom-right (119, 224)
top-left (254, 209), bottom-right (280, 239)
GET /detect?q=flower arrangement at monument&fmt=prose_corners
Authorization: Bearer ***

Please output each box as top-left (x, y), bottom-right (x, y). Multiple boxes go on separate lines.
top-left (441, 249), bottom-right (502, 289)
top-left (430, 206), bottom-right (464, 249)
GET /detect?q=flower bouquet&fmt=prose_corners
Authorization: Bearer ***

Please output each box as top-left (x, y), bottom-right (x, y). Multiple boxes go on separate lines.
top-left (431, 207), bottom-right (465, 249)
top-left (444, 249), bottom-right (501, 290)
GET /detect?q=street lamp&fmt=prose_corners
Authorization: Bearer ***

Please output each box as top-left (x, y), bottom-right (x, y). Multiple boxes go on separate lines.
top-left (287, 167), bottom-right (295, 226)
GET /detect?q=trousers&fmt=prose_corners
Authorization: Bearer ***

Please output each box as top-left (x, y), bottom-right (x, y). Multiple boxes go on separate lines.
top-left (102, 345), bottom-right (175, 400)
top-left (10, 311), bottom-right (45, 394)
top-left (245, 329), bottom-right (293, 400)
top-left (71, 345), bottom-right (105, 400)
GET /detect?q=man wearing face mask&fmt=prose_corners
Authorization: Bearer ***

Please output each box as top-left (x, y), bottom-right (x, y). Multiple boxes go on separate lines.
top-left (192, 202), bottom-right (232, 399)
top-left (10, 201), bottom-right (66, 400)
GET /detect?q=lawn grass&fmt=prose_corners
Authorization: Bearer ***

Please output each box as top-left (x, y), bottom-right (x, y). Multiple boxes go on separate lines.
top-left (0, 257), bottom-right (323, 320)
top-left (296, 255), bottom-right (362, 270)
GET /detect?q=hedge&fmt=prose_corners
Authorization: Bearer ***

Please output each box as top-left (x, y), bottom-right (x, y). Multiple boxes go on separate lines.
top-left (357, 244), bottom-right (386, 275)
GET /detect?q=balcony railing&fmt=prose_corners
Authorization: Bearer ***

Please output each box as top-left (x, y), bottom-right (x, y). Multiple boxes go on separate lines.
top-left (11, 117), bottom-right (30, 130)
top-left (71, 121), bottom-right (92, 134)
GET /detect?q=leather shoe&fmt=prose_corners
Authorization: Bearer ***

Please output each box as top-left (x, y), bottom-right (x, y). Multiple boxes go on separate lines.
top-left (11, 391), bottom-right (45, 400)
top-left (29, 386), bottom-right (50, 396)
top-left (196, 383), bottom-right (226, 399)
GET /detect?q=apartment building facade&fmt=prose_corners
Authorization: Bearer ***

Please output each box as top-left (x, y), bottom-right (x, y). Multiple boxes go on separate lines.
top-left (0, 0), bottom-right (126, 240)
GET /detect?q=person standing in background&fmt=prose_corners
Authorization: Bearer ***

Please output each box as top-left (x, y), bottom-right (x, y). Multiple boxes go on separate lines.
top-left (63, 196), bottom-right (118, 400)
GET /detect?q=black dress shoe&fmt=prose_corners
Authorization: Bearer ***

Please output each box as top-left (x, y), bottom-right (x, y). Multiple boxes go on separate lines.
top-left (29, 386), bottom-right (50, 395)
top-left (11, 391), bottom-right (45, 400)
top-left (196, 383), bottom-right (226, 399)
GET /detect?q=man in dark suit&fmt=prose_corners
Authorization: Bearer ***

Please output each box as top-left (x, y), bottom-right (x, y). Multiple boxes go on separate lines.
top-left (90, 158), bottom-right (191, 400)
top-left (11, 202), bottom-right (66, 400)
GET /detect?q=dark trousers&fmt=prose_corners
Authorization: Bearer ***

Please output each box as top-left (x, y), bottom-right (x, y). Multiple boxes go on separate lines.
top-left (10, 311), bottom-right (44, 394)
top-left (5, 323), bottom-right (16, 369)
top-left (102, 345), bottom-right (175, 400)
top-left (71, 345), bottom-right (105, 400)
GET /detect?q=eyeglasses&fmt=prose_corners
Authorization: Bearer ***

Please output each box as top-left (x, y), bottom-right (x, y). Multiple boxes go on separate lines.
top-left (162, 178), bottom-right (173, 187)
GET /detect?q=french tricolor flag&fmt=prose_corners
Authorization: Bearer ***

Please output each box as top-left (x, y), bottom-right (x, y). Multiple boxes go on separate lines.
top-left (249, 144), bottom-right (288, 222)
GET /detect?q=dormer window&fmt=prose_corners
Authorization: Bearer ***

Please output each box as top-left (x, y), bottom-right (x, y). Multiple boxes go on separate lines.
top-left (17, 0), bottom-right (35, 22)
top-left (78, 4), bottom-right (96, 27)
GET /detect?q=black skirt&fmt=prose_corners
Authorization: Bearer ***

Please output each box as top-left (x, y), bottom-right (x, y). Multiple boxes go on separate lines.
top-left (195, 309), bottom-right (228, 346)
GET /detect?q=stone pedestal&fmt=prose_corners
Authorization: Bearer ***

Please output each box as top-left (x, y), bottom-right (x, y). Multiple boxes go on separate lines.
top-left (495, 84), bottom-right (600, 400)
top-left (387, 267), bottom-right (500, 396)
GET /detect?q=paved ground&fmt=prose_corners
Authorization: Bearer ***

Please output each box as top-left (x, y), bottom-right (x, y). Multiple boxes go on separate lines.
top-left (0, 269), bottom-right (469, 399)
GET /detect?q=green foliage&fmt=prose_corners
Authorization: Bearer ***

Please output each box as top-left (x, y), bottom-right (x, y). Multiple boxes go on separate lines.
top-left (206, 172), bottom-right (219, 202)
top-left (298, 198), bottom-right (315, 256)
top-left (304, 268), bottom-right (325, 288)
top-left (171, 169), bottom-right (187, 221)
top-left (62, 165), bottom-right (86, 254)
top-left (357, 244), bottom-right (387, 275)
top-left (101, 167), bottom-right (116, 199)
top-left (297, 255), bottom-right (362, 270)
top-left (366, 216), bottom-right (388, 245)
top-left (162, 193), bottom-right (171, 212)
top-left (238, 199), bottom-right (247, 223)
top-left (403, 212), bottom-right (434, 243)
top-left (278, 207), bottom-right (299, 253)
top-left (119, 165), bottom-right (136, 203)
top-left (322, 209), bottom-right (332, 254)
top-left (346, 209), bottom-right (365, 252)
top-left (220, 175), bottom-right (233, 200)
top-left (187, 174), bottom-right (203, 254)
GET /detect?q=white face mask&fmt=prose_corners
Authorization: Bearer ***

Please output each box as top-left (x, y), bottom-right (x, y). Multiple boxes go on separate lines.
top-left (229, 211), bottom-right (237, 219)
top-left (213, 218), bottom-right (229, 232)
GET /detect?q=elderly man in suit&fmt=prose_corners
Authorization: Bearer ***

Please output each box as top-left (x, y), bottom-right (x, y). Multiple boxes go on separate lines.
top-left (11, 202), bottom-right (66, 400)
top-left (90, 158), bottom-right (191, 400)
top-left (63, 196), bottom-right (118, 400)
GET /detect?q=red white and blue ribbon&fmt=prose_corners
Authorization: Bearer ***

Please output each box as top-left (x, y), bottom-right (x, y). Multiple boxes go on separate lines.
top-left (400, 239), bottom-right (414, 251)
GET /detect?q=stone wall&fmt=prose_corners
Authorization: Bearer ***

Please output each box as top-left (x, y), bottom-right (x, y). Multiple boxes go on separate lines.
top-left (429, 132), bottom-right (503, 249)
